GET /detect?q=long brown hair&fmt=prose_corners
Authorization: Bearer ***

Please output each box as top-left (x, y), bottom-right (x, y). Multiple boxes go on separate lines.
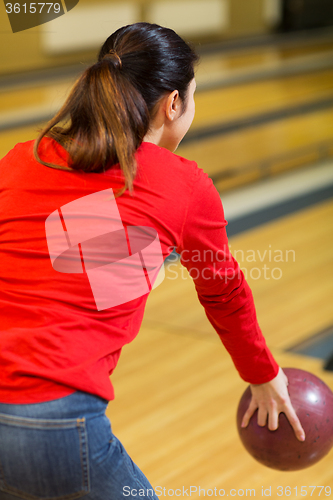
top-left (34, 23), bottom-right (199, 195)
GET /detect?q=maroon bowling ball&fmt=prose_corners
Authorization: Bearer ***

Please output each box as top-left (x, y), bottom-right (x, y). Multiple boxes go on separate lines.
top-left (236, 368), bottom-right (333, 471)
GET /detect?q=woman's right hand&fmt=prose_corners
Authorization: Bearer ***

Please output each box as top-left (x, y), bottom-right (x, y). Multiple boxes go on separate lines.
top-left (241, 367), bottom-right (305, 442)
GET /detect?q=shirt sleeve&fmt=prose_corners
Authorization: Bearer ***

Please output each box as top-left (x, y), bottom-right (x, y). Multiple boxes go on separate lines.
top-left (176, 166), bottom-right (279, 384)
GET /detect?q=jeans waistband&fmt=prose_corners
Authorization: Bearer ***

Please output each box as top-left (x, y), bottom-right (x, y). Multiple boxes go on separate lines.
top-left (0, 391), bottom-right (108, 420)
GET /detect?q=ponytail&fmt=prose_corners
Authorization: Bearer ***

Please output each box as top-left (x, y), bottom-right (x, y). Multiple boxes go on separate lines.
top-left (34, 52), bottom-right (150, 196)
top-left (34, 23), bottom-right (199, 196)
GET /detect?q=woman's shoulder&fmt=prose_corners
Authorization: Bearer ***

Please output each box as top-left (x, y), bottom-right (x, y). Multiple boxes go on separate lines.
top-left (136, 141), bottom-right (207, 182)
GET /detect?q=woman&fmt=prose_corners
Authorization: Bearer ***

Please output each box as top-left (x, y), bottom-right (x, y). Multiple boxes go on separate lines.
top-left (0, 22), bottom-right (304, 499)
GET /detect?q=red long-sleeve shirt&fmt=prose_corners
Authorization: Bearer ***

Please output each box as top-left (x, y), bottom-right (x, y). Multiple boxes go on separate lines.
top-left (0, 138), bottom-right (278, 404)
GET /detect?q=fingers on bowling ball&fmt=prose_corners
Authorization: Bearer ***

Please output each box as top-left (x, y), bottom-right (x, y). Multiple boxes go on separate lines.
top-left (257, 411), bottom-right (267, 427)
top-left (236, 368), bottom-right (333, 471)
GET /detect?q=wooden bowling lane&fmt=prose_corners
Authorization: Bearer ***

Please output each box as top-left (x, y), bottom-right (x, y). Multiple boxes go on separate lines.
top-left (106, 199), bottom-right (333, 498)
top-left (229, 199), bottom-right (333, 351)
top-left (196, 40), bottom-right (333, 89)
top-left (201, 41), bottom-right (333, 71)
top-left (191, 69), bottom-right (333, 130)
top-left (0, 80), bottom-right (72, 114)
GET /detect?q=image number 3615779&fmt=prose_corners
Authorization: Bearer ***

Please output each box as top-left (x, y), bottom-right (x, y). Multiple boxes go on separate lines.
top-left (5, 1), bottom-right (80, 33)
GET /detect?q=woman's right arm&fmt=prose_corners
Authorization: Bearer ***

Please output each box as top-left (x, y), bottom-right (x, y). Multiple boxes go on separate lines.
top-left (176, 166), bottom-right (304, 440)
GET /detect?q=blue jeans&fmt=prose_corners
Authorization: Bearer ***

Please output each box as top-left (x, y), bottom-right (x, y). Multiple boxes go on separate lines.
top-left (0, 391), bottom-right (159, 499)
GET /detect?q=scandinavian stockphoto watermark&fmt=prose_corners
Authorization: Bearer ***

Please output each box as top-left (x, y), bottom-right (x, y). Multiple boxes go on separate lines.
top-left (45, 188), bottom-right (165, 311)
top-left (4, 0), bottom-right (79, 33)
top-left (166, 244), bottom-right (296, 282)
